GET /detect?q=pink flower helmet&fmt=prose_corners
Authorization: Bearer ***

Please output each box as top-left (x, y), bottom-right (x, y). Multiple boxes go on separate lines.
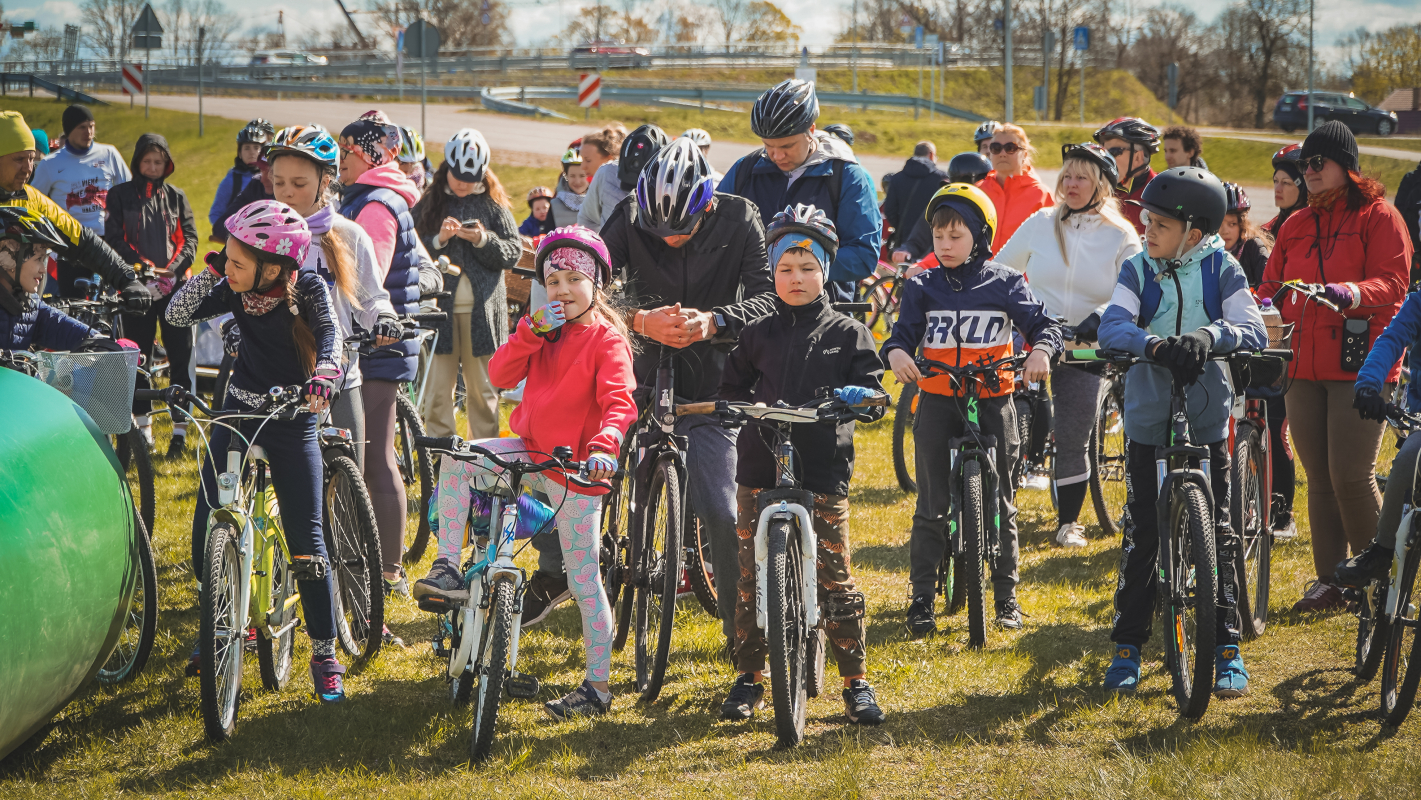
top-left (227, 200), bottom-right (311, 265)
top-left (534, 225), bottom-right (612, 288)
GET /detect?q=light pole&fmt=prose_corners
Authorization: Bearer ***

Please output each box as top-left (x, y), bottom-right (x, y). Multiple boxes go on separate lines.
top-left (1306, 0), bottom-right (1314, 132)
top-left (851, 0), bottom-right (858, 94)
top-left (1004, 0), bottom-right (1013, 122)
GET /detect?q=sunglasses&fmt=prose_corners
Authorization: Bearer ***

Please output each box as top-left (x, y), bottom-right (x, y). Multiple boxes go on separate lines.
top-left (1303, 155), bottom-right (1329, 173)
top-left (1106, 146), bottom-right (1128, 157)
top-left (988, 142), bottom-right (1021, 155)
top-left (338, 144), bottom-right (362, 159)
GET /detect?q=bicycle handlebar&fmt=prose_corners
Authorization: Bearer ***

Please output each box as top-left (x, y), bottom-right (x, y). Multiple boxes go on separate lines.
top-left (135, 384), bottom-right (307, 420)
top-left (674, 395), bottom-right (889, 423)
top-left (916, 352), bottom-right (1029, 378)
top-left (510, 266), bottom-right (538, 279)
top-left (1062, 348), bottom-right (1295, 366)
top-left (1277, 280), bottom-right (1341, 313)
top-left (414, 436), bottom-right (623, 490)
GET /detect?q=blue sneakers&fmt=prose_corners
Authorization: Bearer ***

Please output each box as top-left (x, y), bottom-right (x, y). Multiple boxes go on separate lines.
top-left (1104, 644), bottom-right (1141, 693)
top-left (1213, 645), bottom-right (1250, 698)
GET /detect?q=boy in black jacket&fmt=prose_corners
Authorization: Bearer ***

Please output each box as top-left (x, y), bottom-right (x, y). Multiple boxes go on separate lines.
top-left (717, 204), bottom-right (888, 727)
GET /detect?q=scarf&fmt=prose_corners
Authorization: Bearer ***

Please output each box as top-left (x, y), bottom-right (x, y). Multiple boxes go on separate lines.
top-left (241, 272), bottom-right (298, 317)
top-left (556, 186), bottom-right (585, 212)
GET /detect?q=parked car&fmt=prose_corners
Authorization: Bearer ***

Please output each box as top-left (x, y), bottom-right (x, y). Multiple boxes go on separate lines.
top-left (1274, 90), bottom-right (1399, 136)
top-left (248, 50), bottom-right (329, 78)
top-left (568, 40), bottom-right (650, 69)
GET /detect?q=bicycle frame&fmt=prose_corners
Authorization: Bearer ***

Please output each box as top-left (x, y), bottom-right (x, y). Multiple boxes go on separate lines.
top-left (750, 413), bottom-right (820, 632)
top-left (446, 480), bottom-right (529, 686)
top-left (947, 387), bottom-right (1003, 561)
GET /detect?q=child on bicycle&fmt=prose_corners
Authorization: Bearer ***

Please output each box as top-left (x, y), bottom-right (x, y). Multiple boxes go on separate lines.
top-left (412, 225), bottom-right (636, 721)
top-left (165, 199), bottom-right (350, 703)
top-left (1096, 167), bottom-right (1267, 698)
top-left (0, 207), bottom-right (103, 351)
top-left (717, 204), bottom-right (888, 726)
top-left (883, 184), bottom-right (1060, 639)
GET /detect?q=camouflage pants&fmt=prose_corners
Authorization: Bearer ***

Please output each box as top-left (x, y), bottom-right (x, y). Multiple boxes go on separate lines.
top-left (733, 486), bottom-right (867, 678)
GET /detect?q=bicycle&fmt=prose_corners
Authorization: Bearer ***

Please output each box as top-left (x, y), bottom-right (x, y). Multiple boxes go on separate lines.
top-left (1231, 364), bottom-right (1290, 640)
top-left (413, 435), bottom-right (616, 761)
top-left (674, 392), bottom-right (882, 747)
top-left (861, 260), bottom-right (909, 337)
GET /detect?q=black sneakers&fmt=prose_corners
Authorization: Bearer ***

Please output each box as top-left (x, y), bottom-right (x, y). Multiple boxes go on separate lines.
top-left (1335, 541), bottom-right (1395, 587)
top-left (412, 558), bottom-right (468, 610)
top-left (544, 680), bottom-right (611, 720)
top-left (520, 570), bottom-right (572, 628)
top-left (843, 679), bottom-right (886, 725)
top-left (995, 598), bottom-right (1027, 630)
top-left (905, 594), bottom-right (937, 639)
top-left (720, 673), bottom-right (766, 721)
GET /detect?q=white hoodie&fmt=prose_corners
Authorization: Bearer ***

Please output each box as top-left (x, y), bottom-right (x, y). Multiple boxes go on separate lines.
top-left (995, 206), bottom-right (1143, 328)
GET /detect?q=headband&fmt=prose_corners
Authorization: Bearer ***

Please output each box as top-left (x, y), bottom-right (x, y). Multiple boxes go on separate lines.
top-left (768, 235), bottom-right (829, 272)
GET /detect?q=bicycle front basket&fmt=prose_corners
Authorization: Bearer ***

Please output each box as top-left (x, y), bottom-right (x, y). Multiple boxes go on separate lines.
top-left (35, 350), bottom-right (141, 434)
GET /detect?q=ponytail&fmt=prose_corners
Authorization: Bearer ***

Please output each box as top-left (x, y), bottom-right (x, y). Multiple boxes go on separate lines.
top-left (320, 226), bottom-right (362, 311)
top-left (285, 277), bottom-right (318, 377)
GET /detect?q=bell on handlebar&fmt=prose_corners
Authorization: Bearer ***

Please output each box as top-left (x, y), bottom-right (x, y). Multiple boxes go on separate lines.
top-left (551, 445), bottom-right (574, 461)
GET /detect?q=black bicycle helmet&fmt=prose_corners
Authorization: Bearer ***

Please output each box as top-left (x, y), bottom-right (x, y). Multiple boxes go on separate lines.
top-left (947, 151), bottom-right (993, 184)
top-left (238, 118), bottom-right (275, 146)
top-left (1061, 142), bottom-right (1121, 188)
top-left (617, 124), bottom-right (670, 190)
top-left (1132, 167), bottom-right (1228, 235)
top-left (822, 123), bottom-right (854, 146)
top-left (751, 79), bottom-right (819, 140)
top-left (767, 203), bottom-right (839, 263)
top-left (973, 120), bottom-right (1002, 145)
top-left (1092, 117), bottom-right (1161, 153)
top-left (1223, 182), bottom-right (1250, 214)
top-left (634, 138), bottom-right (717, 238)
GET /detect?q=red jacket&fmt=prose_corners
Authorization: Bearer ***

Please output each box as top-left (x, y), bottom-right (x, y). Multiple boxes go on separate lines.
top-left (490, 315), bottom-right (638, 494)
top-left (978, 168), bottom-right (1054, 252)
top-left (1115, 170), bottom-right (1155, 234)
top-left (1260, 192), bottom-right (1412, 383)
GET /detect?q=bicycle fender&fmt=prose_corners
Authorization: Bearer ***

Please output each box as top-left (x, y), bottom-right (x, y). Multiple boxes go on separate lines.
top-left (449, 603), bottom-right (479, 678)
top-left (753, 501), bottom-right (815, 630)
top-left (1387, 507), bottom-right (1420, 617)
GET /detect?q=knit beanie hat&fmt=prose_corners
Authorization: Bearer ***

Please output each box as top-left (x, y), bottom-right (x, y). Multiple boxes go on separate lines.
top-left (1301, 120), bottom-right (1359, 174)
top-left (62, 104), bottom-right (94, 135)
top-left (0, 112), bottom-right (35, 157)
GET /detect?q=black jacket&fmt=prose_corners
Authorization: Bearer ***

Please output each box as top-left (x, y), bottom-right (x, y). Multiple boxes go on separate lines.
top-left (719, 293), bottom-right (885, 496)
top-left (882, 156), bottom-right (948, 250)
top-left (1230, 237), bottom-right (1270, 289)
top-left (602, 192), bottom-right (776, 401)
top-left (104, 133), bottom-right (198, 290)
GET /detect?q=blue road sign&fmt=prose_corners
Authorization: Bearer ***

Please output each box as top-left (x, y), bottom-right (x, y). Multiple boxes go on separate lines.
top-left (1073, 26), bottom-right (1089, 51)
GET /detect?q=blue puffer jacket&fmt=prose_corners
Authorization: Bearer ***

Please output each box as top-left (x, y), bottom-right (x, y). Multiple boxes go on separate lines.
top-left (0, 298), bottom-right (95, 352)
top-left (718, 132), bottom-right (882, 283)
top-left (341, 176), bottom-right (420, 383)
top-left (1357, 290), bottom-right (1421, 412)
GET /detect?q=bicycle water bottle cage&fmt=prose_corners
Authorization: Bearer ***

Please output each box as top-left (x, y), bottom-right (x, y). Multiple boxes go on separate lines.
top-left (824, 591), bottom-right (866, 622)
top-left (290, 554), bottom-right (329, 581)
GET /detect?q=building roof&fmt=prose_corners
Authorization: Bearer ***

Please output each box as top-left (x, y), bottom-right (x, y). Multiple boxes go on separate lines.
top-left (1380, 88), bottom-right (1420, 112)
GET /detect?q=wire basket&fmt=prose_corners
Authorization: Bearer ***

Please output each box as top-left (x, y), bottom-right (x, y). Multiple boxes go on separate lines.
top-left (1266, 319), bottom-right (1295, 350)
top-left (34, 350), bottom-right (140, 434)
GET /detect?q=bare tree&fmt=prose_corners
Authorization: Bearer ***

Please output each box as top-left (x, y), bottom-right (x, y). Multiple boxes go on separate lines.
top-left (81, 0), bottom-right (143, 62)
top-left (1120, 4), bottom-right (1213, 121)
top-left (709, 0), bottom-right (750, 47)
top-left (372, 0), bottom-right (513, 49)
top-left (1214, 0), bottom-right (1305, 128)
top-left (9, 25), bottom-right (67, 62)
top-left (161, 0), bottom-right (239, 65)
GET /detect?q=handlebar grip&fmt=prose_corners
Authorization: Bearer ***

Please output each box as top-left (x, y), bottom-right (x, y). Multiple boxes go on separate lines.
top-left (675, 402), bottom-right (718, 416)
top-left (1260, 348), bottom-right (1295, 361)
top-left (834, 302), bottom-right (873, 314)
top-left (415, 435), bottom-right (460, 451)
top-left (133, 388), bottom-right (167, 402)
top-left (510, 266), bottom-right (538, 279)
top-left (856, 396), bottom-right (890, 408)
top-left (399, 329), bottom-right (423, 340)
top-left (408, 312), bottom-right (447, 324)
top-left (421, 291), bottom-right (452, 301)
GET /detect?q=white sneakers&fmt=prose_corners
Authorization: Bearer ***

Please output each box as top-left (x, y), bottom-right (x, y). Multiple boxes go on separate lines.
top-left (1055, 522), bottom-right (1088, 549)
top-left (1271, 518), bottom-right (1298, 542)
top-left (1023, 473), bottom-right (1052, 492)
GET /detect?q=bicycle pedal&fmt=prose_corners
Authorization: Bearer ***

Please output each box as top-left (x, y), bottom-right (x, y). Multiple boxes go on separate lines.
top-left (290, 554), bottom-right (329, 581)
top-left (417, 595), bottom-right (460, 614)
top-left (504, 672), bottom-right (541, 699)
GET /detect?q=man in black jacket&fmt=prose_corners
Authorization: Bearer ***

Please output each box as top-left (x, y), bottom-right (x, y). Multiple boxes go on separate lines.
top-left (881, 141), bottom-right (946, 251)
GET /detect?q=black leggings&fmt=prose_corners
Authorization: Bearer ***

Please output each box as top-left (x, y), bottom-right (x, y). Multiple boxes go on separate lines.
top-left (125, 292), bottom-right (193, 419)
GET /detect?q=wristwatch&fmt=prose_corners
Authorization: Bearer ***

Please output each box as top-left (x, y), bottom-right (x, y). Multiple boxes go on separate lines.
top-left (713, 312), bottom-right (726, 332)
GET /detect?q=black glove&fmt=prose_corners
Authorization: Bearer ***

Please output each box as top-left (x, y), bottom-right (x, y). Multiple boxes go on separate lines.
top-left (1152, 337), bottom-right (1202, 387)
top-left (205, 249), bottom-right (227, 276)
top-left (119, 277), bottom-right (152, 313)
top-left (1072, 312), bottom-right (1101, 343)
top-left (1354, 386), bottom-right (1390, 422)
top-left (372, 315), bottom-right (402, 343)
top-left (77, 336), bottom-right (124, 353)
top-left (221, 319), bottom-right (241, 357)
top-left (303, 365), bottom-right (343, 403)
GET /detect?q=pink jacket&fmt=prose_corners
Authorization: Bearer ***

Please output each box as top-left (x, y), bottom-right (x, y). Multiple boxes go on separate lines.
top-left (350, 162), bottom-right (421, 277)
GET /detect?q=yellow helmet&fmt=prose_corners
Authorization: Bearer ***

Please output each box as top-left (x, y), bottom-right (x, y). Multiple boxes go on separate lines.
top-left (924, 182), bottom-right (998, 244)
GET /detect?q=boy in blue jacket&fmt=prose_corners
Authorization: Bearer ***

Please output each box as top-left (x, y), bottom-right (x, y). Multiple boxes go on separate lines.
top-left (208, 119), bottom-right (272, 232)
top-left (0, 207), bottom-right (99, 351)
top-left (1096, 167), bottom-right (1266, 697)
top-left (882, 184), bottom-right (1062, 637)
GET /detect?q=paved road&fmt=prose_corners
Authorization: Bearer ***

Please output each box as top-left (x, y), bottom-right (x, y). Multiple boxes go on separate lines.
top-left (1195, 126), bottom-right (1420, 163)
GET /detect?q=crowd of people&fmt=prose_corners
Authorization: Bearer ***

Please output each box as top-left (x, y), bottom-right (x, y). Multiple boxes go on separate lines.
top-left (1, 75), bottom-right (1418, 734)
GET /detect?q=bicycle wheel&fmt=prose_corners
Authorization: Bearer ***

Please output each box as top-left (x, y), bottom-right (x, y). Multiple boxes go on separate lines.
top-left (1232, 427), bottom-right (1271, 639)
top-left (1353, 580), bottom-right (1390, 682)
top-left (324, 453), bottom-right (385, 663)
top-left (395, 393), bottom-right (435, 566)
top-left (806, 626), bottom-right (827, 699)
top-left (685, 498), bottom-right (718, 617)
top-left (114, 428), bottom-right (155, 539)
top-left (96, 509), bottom-right (157, 684)
top-left (961, 459), bottom-right (989, 649)
top-left (1161, 482), bottom-right (1218, 720)
top-left (893, 383), bottom-right (918, 494)
top-left (603, 438), bottom-right (635, 646)
top-left (256, 534), bottom-right (296, 691)
top-left (635, 458), bottom-right (682, 701)
top-left (212, 351), bottom-right (235, 408)
top-left (1088, 381), bottom-right (1128, 537)
top-left (862, 275), bottom-right (900, 335)
top-left (470, 575), bottom-right (515, 762)
top-left (1382, 529), bottom-right (1421, 725)
top-left (766, 517), bottom-right (809, 746)
top-left (200, 523), bottom-right (245, 741)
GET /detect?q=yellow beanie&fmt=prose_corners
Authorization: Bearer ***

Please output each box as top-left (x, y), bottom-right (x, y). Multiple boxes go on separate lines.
top-left (0, 111), bottom-right (36, 157)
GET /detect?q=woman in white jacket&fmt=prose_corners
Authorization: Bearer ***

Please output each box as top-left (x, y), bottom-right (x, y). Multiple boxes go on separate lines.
top-left (995, 143), bottom-right (1142, 548)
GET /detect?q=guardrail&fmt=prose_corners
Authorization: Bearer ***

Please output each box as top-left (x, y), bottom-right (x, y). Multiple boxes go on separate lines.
top-left (0, 73), bottom-right (107, 105)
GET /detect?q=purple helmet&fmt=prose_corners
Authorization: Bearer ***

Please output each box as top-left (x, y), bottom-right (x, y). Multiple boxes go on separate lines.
top-left (227, 200), bottom-right (311, 265)
top-left (535, 225), bottom-right (612, 288)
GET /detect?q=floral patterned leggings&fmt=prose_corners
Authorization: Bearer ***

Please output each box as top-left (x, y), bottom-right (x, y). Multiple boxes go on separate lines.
top-left (434, 437), bottom-right (613, 682)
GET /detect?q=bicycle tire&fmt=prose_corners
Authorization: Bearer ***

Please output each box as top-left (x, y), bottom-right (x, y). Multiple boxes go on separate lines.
top-left (395, 394), bottom-right (435, 566)
top-left (469, 575), bottom-right (515, 762)
top-left (212, 351), bottom-right (235, 408)
top-left (256, 535), bottom-right (296, 691)
top-left (114, 428), bottom-right (155, 539)
top-left (200, 523), bottom-right (245, 742)
top-left (603, 438), bottom-right (635, 646)
top-left (1382, 526), bottom-right (1421, 724)
top-left (635, 458), bottom-right (682, 701)
top-left (863, 275), bottom-right (900, 334)
top-left (1088, 381), bottom-right (1128, 537)
top-left (1354, 580), bottom-right (1390, 682)
top-left (96, 508), bottom-right (157, 684)
top-left (324, 453), bottom-right (385, 663)
top-left (1162, 482), bottom-right (1217, 720)
top-left (962, 459), bottom-right (989, 650)
top-left (1233, 428), bottom-right (1271, 639)
top-left (685, 498), bottom-right (718, 617)
top-left (893, 383), bottom-right (918, 494)
top-left (766, 517), bottom-right (809, 747)
top-left (806, 627), bottom-right (827, 699)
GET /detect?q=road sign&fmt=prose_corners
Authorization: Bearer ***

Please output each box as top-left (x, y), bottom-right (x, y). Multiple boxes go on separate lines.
top-left (121, 63), bottom-right (143, 96)
top-left (403, 19), bottom-right (440, 58)
top-left (914, 25), bottom-right (923, 48)
top-left (1034, 85), bottom-right (1047, 113)
top-left (1073, 26), bottom-right (1089, 51)
top-left (130, 3), bottom-right (162, 50)
top-left (579, 73), bottom-right (601, 109)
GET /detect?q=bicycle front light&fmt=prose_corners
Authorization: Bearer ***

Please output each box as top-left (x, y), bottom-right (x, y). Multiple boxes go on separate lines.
top-left (217, 471), bottom-right (239, 506)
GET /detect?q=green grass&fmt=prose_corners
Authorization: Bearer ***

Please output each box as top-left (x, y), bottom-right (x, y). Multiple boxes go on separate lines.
top-left (1359, 137), bottom-right (1421, 155)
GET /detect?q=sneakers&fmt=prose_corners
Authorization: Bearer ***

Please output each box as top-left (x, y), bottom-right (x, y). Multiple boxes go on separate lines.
top-left (544, 680), bottom-right (611, 720)
top-left (1291, 578), bottom-right (1346, 613)
top-left (382, 624), bottom-right (405, 648)
top-left (1055, 522), bottom-right (1088, 549)
top-left (1103, 644), bottom-right (1141, 693)
top-left (1213, 644), bottom-right (1250, 698)
top-left (164, 434), bottom-right (186, 461)
top-left (1023, 473), bottom-right (1051, 492)
top-left (520, 570), bottom-right (572, 628)
top-left (1270, 516), bottom-right (1298, 542)
top-left (310, 656), bottom-right (347, 703)
top-left (384, 574), bottom-right (410, 599)
top-left (1335, 542), bottom-right (1395, 587)
top-left (843, 679), bottom-right (886, 725)
top-left (995, 598), bottom-right (1027, 630)
top-left (412, 558), bottom-right (469, 610)
top-left (905, 593), bottom-right (937, 639)
top-left (721, 673), bottom-right (766, 721)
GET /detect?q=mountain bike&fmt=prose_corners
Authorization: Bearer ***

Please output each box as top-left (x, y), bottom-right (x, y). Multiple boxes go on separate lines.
top-left (414, 435), bottom-right (617, 761)
top-left (1231, 381), bottom-right (1285, 640)
top-left (861, 260), bottom-right (909, 337)
top-left (675, 393), bottom-right (883, 747)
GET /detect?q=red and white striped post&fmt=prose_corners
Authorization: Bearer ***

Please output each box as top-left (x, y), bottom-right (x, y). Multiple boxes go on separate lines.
top-left (578, 72), bottom-right (601, 120)
top-left (121, 64), bottom-right (143, 109)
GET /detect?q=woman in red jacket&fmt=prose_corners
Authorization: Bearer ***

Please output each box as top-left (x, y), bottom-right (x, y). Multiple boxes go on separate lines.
top-left (1260, 121), bottom-right (1413, 612)
top-left (978, 123), bottom-right (1054, 251)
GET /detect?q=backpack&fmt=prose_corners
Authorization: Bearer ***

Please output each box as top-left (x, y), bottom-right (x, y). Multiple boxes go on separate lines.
top-left (1136, 249), bottom-right (1224, 332)
top-left (732, 149), bottom-right (845, 219)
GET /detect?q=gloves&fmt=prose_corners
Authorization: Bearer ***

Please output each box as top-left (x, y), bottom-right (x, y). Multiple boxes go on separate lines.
top-left (119, 277), bottom-right (152, 313)
top-left (1323, 283), bottom-right (1355, 309)
top-left (1153, 329), bottom-right (1213, 387)
top-left (528, 301), bottom-right (565, 337)
top-left (77, 336), bottom-right (124, 353)
top-left (586, 451), bottom-right (618, 475)
top-left (371, 315), bottom-right (402, 342)
top-left (205, 249), bottom-right (227, 276)
top-left (221, 320), bottom-right (241, 357)
top-left (1354, 386), bottom-right (1390, 422)
top-left (834, 385), bottom-right (877, 406)
top-left (303, 365), bottom-right (343, 403)
top-left (1072, 312), bottom-right (1101, 343)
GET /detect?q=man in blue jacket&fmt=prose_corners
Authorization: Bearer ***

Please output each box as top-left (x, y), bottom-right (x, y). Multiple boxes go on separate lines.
top-left (719, 79), bottom-right (881, 301)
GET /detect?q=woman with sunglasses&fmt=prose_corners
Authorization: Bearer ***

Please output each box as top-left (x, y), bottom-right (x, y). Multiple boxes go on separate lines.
top-left (977, 123), bottom-right (1053, 251)
top-left (1260, 121), bottom-right (1412, 613)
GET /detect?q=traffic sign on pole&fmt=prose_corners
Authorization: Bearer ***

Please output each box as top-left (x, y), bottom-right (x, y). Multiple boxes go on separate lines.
top-left (1073, 26), bottom-right (1089, 51)
top-left (579, 72), bottom-right (602, 117)
top-left (121, 64), bottom-right (143, 108)
top-left (130, 3), bottom-right (162, 119)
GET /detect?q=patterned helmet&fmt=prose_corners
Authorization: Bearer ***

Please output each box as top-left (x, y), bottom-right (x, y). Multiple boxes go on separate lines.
top-left (766, 203), bottom-right (839, 267)
top-left (534, 225), bottom-right (612, 288)
top-left (1224, 182), bottom-right (1251, 213)
top-left (238, 118), bottom-right (274, 146)
top-left (0, 206), bottom-right (66, 250)
top-left (634, 137), bottom-right (716, 239)
top-left (227, 200), bottom-right (311, 266)
top-left (267, 126), bottom-right (339, 173)
top-left (397, 126), bottom-right (426, 164)
top-left (560, 148), bottom-right (583, 166)
top-left (973, 120), bottom-right (1002, 145)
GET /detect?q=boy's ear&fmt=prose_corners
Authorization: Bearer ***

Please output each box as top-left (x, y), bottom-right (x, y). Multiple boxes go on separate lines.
top-left (1188, 228), bottom-right (1205, 248)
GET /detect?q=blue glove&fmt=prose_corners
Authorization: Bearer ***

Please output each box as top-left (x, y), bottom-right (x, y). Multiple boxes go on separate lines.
top-left (586, 451), bottom-right (618, 475)
top-left (834, 385), bottom-right (876, 406)
top-left (1323, 283), bottom-right (1355, 309)
top-left (528, 301), bottom-right (565, 337)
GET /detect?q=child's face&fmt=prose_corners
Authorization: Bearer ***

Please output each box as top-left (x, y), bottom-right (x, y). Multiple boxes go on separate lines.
top-left (774, 249), bottom-right (824, 306)
top-left (1219, 213), bottom-right (1240, 250)
top-left (931, 220), bottom-right (974, 269)
top-left (2, 242), bottom-right (49, 293)
top-left (138, 149), bottom-right (167, 180)
top-left (532, 198), bottom-right (550, 221)
top-left (239, 142), bottom-right (263, 166)
top-left (271, 156), bottom-right (325, 217)
top-left (225, 242), bottom-right (281, 293)
top-left (545, 269), bottom-right (596, 324)
top-left (1143, 212), bottom-right (1201, 260)
top-left (564, 164), bottom-right (589, 194)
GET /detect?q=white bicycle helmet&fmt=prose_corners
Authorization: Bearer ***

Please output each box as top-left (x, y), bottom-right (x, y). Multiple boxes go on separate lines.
top-left (634, 138), bottom-right (716, 239)
top-left (445, 128), bottom-right (490, 183)
top-left (681, 128), bottom-right (712, 149)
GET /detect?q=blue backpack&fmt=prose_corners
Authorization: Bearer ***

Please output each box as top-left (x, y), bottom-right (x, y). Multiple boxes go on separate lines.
top-left (1136, 249), bottom-right (1225, 332)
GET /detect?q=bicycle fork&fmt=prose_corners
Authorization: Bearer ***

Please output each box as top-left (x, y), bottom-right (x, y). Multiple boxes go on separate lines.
top-left (1387, 506), bottom-right (1419, 618)
top-left (753, 489), bottom-right (819, 631)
